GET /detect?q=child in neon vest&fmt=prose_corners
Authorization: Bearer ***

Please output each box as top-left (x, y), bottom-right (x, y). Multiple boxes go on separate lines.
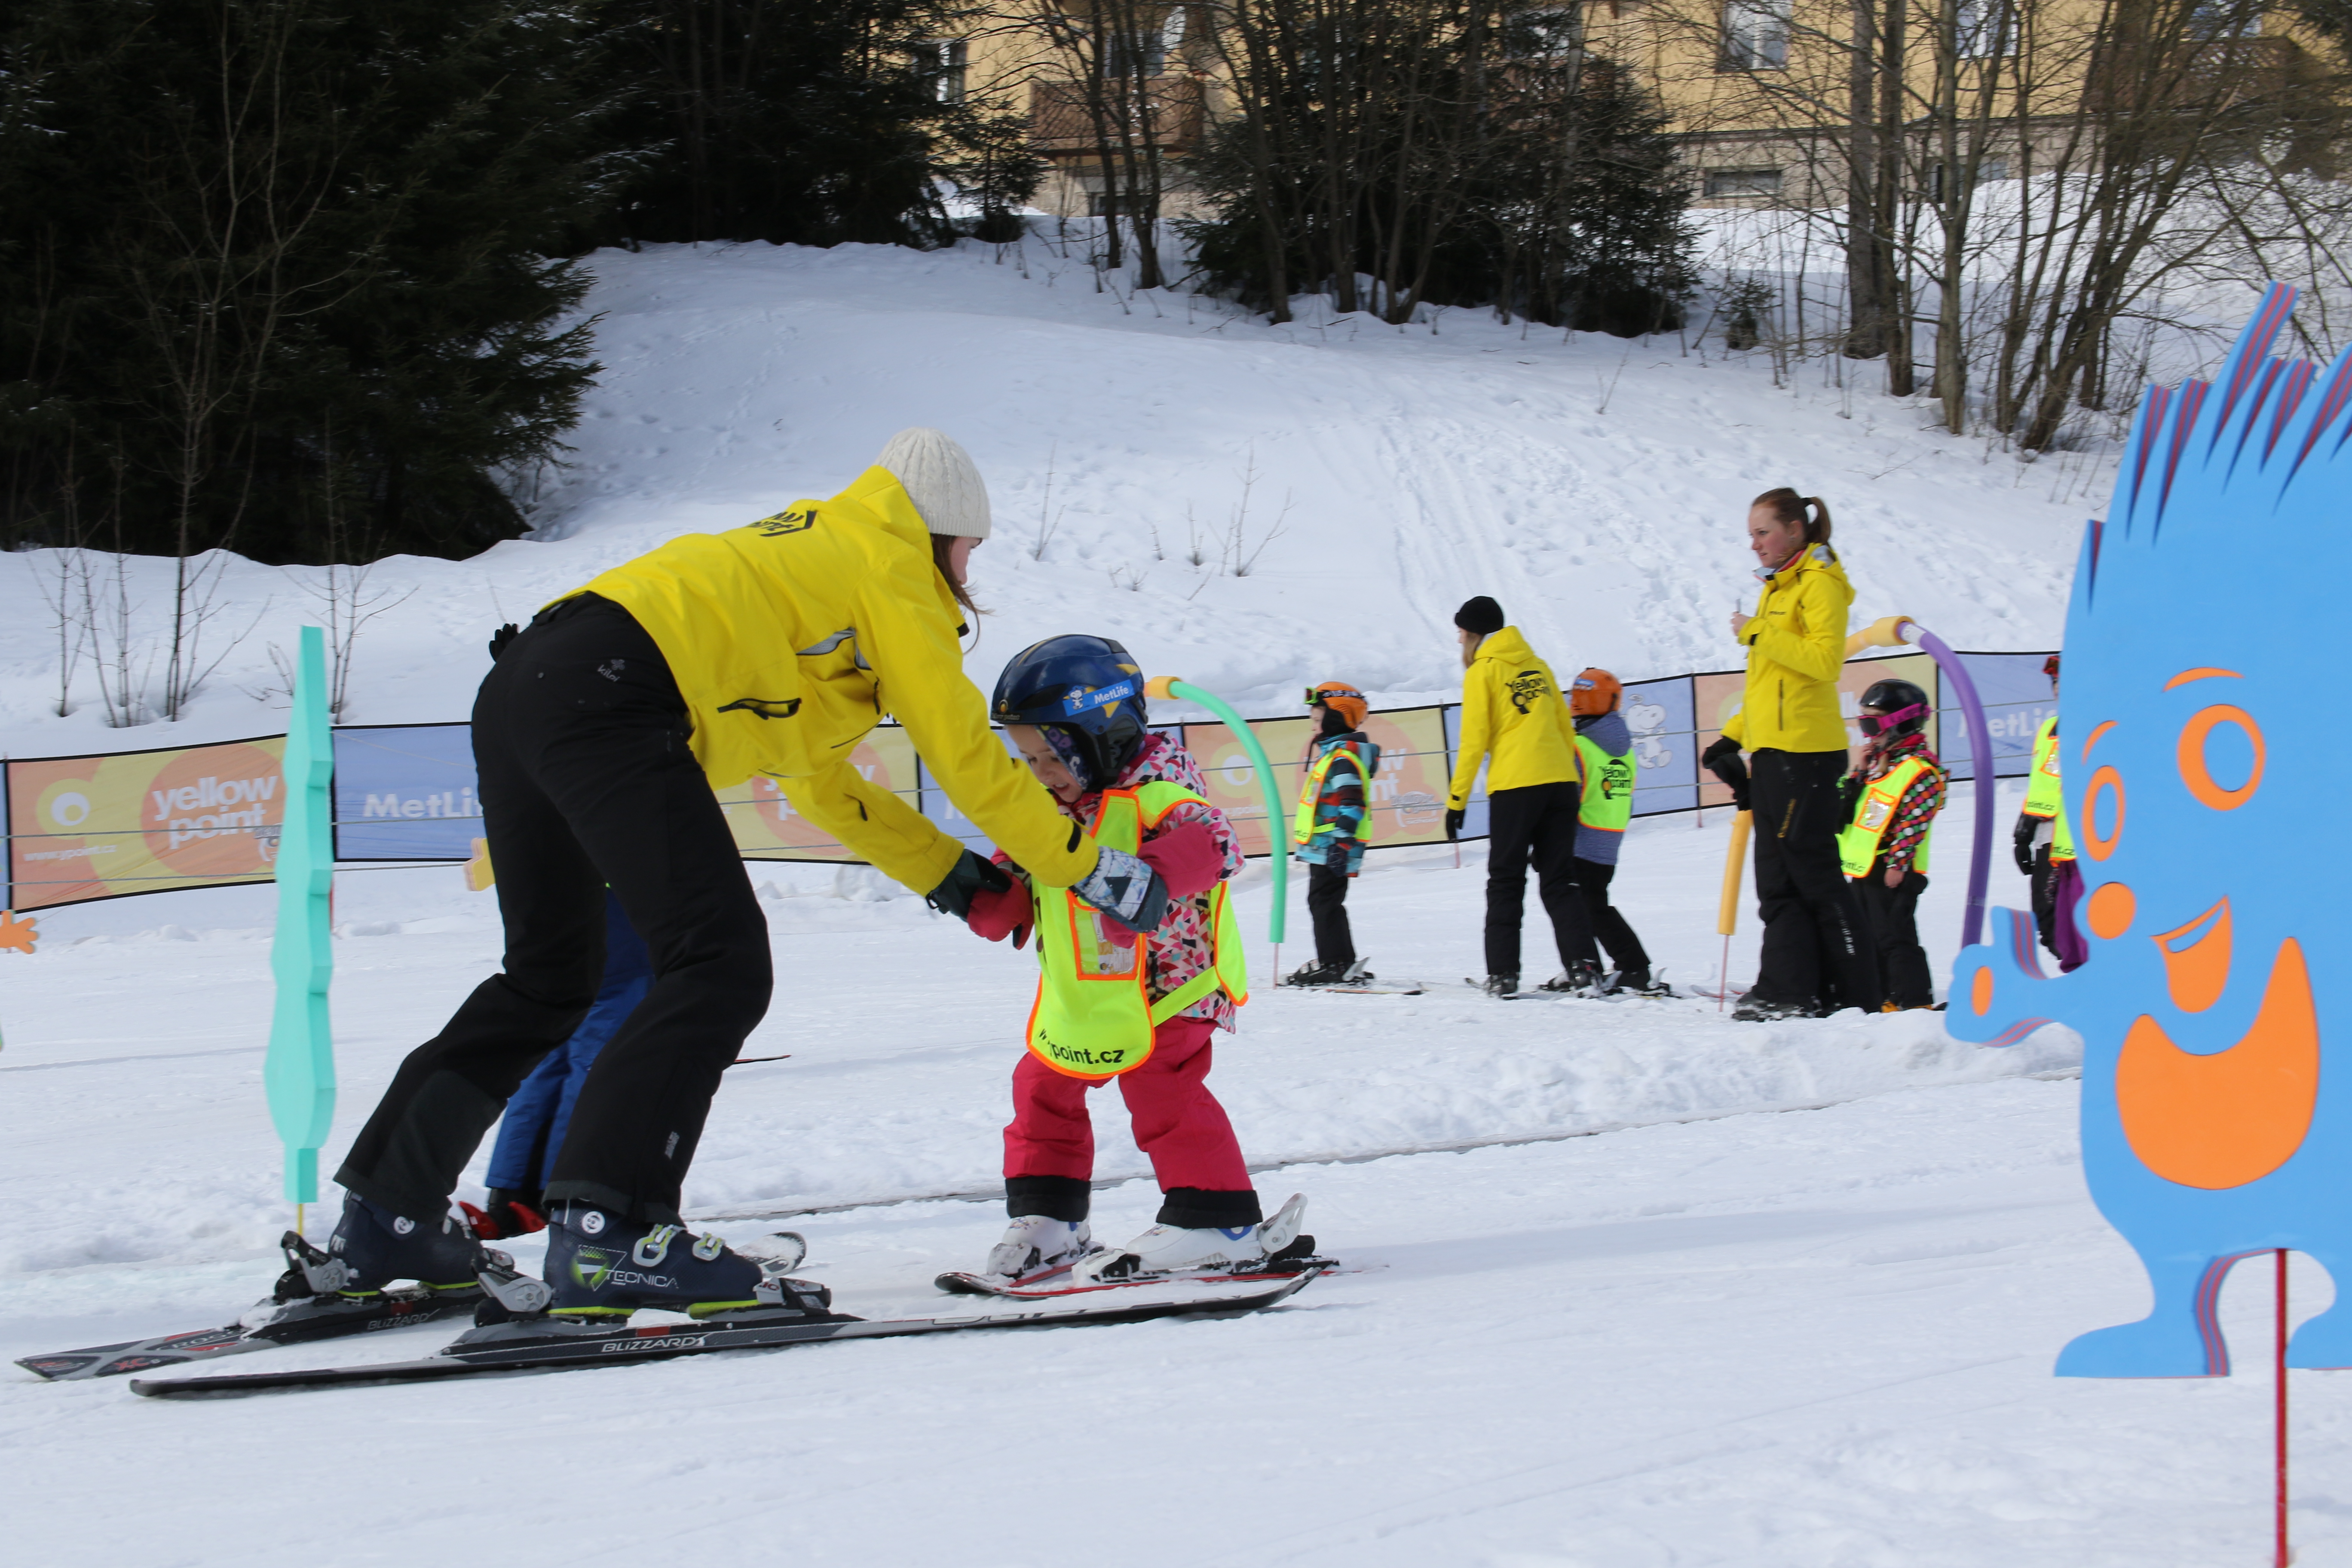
top-left (1837, 683), bottom-right (1950, 1010)
top-left (961, 652), bottom-right (1297, 1286)
top-left (1286, 680), bottom-right (1380, 987)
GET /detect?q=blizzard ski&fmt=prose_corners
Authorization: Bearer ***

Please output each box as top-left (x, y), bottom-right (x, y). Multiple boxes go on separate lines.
top-left (16, 1232), bottom-right (483, 1382)
top-left (16, 1291), bottom-right (476, 1382)
top-left (129, 1274), bottom-right (1316, 1399)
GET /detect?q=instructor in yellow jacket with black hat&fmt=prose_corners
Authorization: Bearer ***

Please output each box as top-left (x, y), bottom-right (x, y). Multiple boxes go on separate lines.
top-left (1444, 596), bottom-right (1602, 998)
top-left (326, 429), bottom-right (1165, 1322)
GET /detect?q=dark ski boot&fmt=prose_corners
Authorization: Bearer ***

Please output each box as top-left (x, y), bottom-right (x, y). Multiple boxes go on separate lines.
top-left (1285, 961), bottom-right (1344, 987)
top-left (1477, 974), bottom-right (1520, 998)
top-left (541, 1202), bottom-right (818, 1321)
top-left (313, 1193), bottom-right (486, 1300)
top-left (1730, 995), bottom-right (1822, 1023)
top-left (1538, 962), bottom-right (1612, 998)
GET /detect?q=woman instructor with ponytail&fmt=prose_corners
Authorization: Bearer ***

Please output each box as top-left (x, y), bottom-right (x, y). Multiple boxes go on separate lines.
top-left (1702, 489), bottom-right (1882, 1021)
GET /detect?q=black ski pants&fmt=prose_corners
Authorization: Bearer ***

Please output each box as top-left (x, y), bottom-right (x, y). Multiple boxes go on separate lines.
top-left (1855, 863), bottom-right (1932, 1009)
top-left (1748, 748), bottom-right (1882, 1013)
top-left (1571, 858), bottom-right (1651, 986)
top-left (337, 596), bottom-right (770, 1225)
top-left (1307, 861), bottom-right (1356, 968)
top-left (1483, 781), bottom-right (1598, 980)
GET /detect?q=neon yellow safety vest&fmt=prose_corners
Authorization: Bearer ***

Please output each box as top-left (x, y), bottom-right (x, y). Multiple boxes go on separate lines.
top-left (1292, 741), bottom-right (1378, 849)
top-left (1026, 782), bottom-right (1250, 1080)
top-left (2024, 717), bottom-right (2075, 863)
top-left (1572, 734), bottom-right (1635, 834)
top-left (1838, 755), bottom-right (1937, 877)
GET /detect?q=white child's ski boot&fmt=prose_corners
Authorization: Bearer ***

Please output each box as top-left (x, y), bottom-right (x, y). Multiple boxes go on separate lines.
top-left (1072, 1194), bottom-right (1311, 1284)
top-left (984, 1215), bottom-right (1093, 1284)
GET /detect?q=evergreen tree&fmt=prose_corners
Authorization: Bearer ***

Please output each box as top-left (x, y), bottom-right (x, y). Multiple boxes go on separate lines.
top-left (0, 0), bottom-right (610, 564)
top-left (585, 0), bottom-right (1041, 248)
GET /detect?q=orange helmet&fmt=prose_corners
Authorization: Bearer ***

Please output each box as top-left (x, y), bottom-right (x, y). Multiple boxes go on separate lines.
top-left (1306, 680), bottom-right (1368, 730)
top-left (1570, 668), bottom-right (1622, 716)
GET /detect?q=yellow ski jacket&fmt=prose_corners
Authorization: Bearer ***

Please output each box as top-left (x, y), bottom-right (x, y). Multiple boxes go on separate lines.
top-left (1723, 545), bottom-right (1854, 754)
top-left (1446, 627), bottom-right (1584, 809)
top-left (569, 467), bottom-right (1097, 896)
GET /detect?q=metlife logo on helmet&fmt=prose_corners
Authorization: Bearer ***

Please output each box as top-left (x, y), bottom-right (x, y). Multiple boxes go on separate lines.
top-left (1062, 678), bottom-right (1138, 717)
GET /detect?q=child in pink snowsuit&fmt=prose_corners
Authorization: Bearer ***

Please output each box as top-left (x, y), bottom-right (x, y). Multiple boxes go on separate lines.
top-left (960, 634), bottom-right (1285, 1284)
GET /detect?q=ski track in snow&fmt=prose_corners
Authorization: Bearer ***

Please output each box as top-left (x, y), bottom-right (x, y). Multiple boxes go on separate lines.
top-left (6, 241), bottom-right (2322, 1566)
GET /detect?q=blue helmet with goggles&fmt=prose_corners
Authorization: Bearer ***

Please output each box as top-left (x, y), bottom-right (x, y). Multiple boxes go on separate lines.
top-left (991, 635), bottom-right (1150, 792)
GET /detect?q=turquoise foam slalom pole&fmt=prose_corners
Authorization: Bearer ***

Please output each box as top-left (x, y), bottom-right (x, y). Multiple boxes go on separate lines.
top-left (1145, 676), bottom-right (1287, 980)
top-left (265, 625), bottom-right (336, 1233)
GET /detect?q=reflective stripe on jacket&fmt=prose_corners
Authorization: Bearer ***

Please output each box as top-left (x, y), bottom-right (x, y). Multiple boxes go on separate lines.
top-left (1723, 545), bottom-right (1854, 754)
top-left (569, 466), bottom-right (1095, 897)
top-left (1293, 736), bottom-right (1378, 864)
top-left (1838, 754), bottom-right (1939, 876)
top-left (2024, 716), bottom-right (2075, 862)
top-left (1026, 782), bottom-right (1249, 1079)
top-left (1446, 627), bottom-right (1583, 809)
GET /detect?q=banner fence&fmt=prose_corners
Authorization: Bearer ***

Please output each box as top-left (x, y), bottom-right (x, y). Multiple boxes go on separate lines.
top-left (4, 650), bottom-right (2056, 911)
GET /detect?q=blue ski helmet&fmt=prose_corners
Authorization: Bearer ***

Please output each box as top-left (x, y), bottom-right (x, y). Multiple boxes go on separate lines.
top-left (992, 635), bottom-right (1149, 791)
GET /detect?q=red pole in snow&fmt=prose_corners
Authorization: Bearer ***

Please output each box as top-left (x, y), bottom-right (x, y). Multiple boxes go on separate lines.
top-left (2277, 1248), bottom-right (2291, 1568)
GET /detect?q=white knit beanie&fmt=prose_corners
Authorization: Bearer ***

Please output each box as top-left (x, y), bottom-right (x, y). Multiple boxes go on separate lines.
top-left (876, 427), bottom-right (991, 540)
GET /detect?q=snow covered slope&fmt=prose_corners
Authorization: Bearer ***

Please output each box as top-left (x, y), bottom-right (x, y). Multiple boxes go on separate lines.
top-left (0, 233), bottom-right (2084, 753)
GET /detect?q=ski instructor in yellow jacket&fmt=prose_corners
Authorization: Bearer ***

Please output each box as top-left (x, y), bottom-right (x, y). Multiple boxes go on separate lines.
top-left (328, 429), bottom-right (1165, 1322)
top-left (1443, 596), bottom-right (1602, 997)
top-left (1700, 487), bottom-right (1882, 1022)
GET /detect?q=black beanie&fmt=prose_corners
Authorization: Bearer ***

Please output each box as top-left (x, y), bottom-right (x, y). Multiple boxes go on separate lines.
top-left (1455, 596), bottom-right (1505, 637)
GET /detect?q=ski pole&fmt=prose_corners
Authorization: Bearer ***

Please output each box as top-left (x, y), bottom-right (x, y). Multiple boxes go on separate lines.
top-left (1143, 677), bottom-right (1287, 980)
top-left (1717, 809), bottom-right (1751, 1012)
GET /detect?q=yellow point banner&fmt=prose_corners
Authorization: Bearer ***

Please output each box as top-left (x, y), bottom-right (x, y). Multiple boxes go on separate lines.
top-left (7, 737), bottom-right (288, 911)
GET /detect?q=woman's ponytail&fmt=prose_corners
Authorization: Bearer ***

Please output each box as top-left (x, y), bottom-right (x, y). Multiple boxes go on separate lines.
top-left (1752, 487), bottom-right (1833, 547)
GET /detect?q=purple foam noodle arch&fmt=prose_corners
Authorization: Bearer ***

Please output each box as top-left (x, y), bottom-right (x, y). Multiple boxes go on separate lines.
top-left (1908, 626), bottom-right (2000, 949)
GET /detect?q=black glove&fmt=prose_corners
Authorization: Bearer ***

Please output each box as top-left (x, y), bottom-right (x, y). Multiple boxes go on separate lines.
top-left (1444, 807), bottom-right (1465, 842)
top-left (1702, 735), bottom-right (1751, 812)
top-left (925, 848), bottom-right (1011, 922)
top-left (2013, 816), bottom-right (2039, 877)
top-left (1073, 846), bottom-right (1171, 934)
top-left (488, 622), bottom-right (521, 662)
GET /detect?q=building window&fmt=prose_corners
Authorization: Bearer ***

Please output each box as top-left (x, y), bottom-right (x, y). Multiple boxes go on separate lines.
top-left (1956, 0), bottom-right (2015, 58)
top-left (915, 38), bottom-right (968, 103)
top-left (1718, 0), bottom-right (1789, 70)
top-left (1110, 9), bottom-right (1187, 78)
top-left (1704, 168), bottom-right (1783, 198)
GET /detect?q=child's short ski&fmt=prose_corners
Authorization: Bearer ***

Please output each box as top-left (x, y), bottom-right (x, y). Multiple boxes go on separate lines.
top-left (1306, 984), bottom-right (1424, 996)
top-left (935, 1252), bottom-right (1336, 1300)
top-left (16, 1232), bottom-right (480, 1381)
top-left (129, 1274), bottom-right (1317, 1400)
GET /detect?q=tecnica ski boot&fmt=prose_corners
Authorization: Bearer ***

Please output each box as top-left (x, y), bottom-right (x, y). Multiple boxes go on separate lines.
top-left (318, 1192), bottom-right (487, 1300)
top-left (540, 1202), bottom-right (810, 1321)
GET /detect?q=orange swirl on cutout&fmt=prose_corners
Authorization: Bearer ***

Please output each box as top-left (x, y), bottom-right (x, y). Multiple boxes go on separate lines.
top-left (2083, 766), bottom-right (2125, 861)
top-left (2178, 705), bottom-right (2264, 811)
top-left (2117, 939), bottom-right (2318, 1190)
top-left (2153, 899), bottom-right (2230, 1013)
top-left (2165, 668), bottom-right (2244, 690)
top-left (1970, 967), bottom-right (1994, 1017)
top-left (2082, 719), bottom-right (2118, 764)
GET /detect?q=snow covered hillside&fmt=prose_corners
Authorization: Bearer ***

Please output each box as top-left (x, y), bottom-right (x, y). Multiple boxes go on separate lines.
top-left (0, 233), bottom-right (2087, 757)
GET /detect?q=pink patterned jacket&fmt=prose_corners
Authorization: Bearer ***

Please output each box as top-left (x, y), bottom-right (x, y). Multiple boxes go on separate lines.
top-left (1069, 733), bottom-right (1244, 1031)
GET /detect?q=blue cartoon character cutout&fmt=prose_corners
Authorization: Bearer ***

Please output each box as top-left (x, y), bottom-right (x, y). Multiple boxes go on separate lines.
top-left (1948, 284), bottom-right (2352, 1378)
